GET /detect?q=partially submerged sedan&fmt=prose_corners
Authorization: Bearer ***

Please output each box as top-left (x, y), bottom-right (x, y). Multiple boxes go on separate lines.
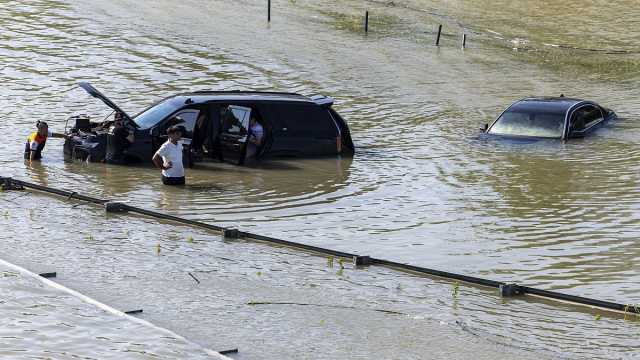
top-left (64, 82), bottom-right (354, 165)
top-left (481, 97), bottom-right (616, 140)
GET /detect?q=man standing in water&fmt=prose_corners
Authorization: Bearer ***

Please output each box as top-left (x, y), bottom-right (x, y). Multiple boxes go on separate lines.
top-left (152, 124), bottom-right (186, 185)
top-left (24, 121), bottom-right (68, 162)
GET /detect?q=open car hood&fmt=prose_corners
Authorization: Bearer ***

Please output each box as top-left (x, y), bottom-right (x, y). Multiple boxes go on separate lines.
top-left (78, 82), bottom-right (136, 127)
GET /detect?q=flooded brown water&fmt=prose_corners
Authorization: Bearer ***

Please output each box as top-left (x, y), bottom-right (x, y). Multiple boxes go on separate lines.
top-left (1, 0), bottom-right (640, 358)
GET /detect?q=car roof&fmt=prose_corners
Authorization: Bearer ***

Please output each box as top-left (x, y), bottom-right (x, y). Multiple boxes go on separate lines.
top-left (172, 91), bottom-right (314, 104)
top-left (509, 97), bottom-right (589, 114)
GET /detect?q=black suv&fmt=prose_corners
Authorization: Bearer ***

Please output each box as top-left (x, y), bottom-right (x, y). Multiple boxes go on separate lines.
top-left (64, 82), bottom-right (354, 165)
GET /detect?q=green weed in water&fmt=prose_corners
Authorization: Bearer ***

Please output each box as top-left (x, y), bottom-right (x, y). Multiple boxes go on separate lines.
top-left (256, 271), bottom-right (262, 277)
top-left (3, 210), bottom-right (8, 219)
top-left (86, 233), bottom-right (93, 241)
top-left (327, 256), bottom-right (334, 268)
top-left (594, 313), bottom-right (601, 321)
top-left (338, 258), bottom-right (345, 269)
top-left (452, 282), bottom-right (460, 298)
top-left (187, 235), bottom-right (194, 243)
top-left (156, 244), bottom-right (161, 255)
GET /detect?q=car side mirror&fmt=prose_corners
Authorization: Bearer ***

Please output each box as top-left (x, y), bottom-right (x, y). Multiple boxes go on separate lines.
top-left (480, 123), bottom-right (488, 132)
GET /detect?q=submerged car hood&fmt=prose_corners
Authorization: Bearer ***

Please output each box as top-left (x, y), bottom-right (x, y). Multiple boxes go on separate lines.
top-left (78, 82), bottom-right (135, 126)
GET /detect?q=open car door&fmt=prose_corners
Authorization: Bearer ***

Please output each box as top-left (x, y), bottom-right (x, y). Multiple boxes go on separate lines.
top-left (220, 105), bottom-right (251, 165)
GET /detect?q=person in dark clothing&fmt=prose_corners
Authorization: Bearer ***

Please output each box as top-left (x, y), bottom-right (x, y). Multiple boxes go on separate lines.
top-left (105, 112), bottom-right (134, 164)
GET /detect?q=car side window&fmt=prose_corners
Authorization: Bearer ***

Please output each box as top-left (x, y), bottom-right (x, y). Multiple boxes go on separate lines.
top-left (221, 106), bottom-right (250, 136)
top-left (167, 109), bottom-right (199, 138)
top-left (582, 106), bottom-right (604, 129)
top-left (275, 104), bottom-right (338, 138)
top-left (570, 105), bottom-right (603, 132)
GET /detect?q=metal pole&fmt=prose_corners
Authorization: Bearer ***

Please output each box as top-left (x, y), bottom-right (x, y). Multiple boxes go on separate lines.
top-left (268, 0), bottom-right (271, 22)
top-left (6, 176), bottom-right (640, 316)
top-left (365, 11), bottom-right (369, 33)
top-left (462, 33), bottom-right (467, 49)
top-left (435, 24), bottom-right (442, 46)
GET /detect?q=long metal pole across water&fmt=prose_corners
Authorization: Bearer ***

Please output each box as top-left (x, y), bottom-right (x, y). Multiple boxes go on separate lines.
top-left (2, 176), bottom-right (638, 315)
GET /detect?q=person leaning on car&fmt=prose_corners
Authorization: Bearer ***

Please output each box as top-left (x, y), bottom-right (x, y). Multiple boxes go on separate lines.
top-left (24, 121), bottom-right (68, 162)
top-left (152, 123), bottom-right (186, 186)
top-left (106, 112), bottom-right (135, 165)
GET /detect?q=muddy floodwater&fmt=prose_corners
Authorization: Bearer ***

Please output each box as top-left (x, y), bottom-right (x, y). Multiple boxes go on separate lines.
top-left (1, 0), bottom-right (640, 359)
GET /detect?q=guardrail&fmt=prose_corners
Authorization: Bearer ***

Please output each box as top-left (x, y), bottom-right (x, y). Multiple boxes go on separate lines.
top-left (1, 176), bottom-right (638, 316)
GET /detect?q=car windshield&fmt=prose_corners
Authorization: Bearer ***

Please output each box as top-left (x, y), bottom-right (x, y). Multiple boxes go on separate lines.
top-left (489, 110), bottom-right (565, 138)
top-left (133, 98), bottom-right (183, 129)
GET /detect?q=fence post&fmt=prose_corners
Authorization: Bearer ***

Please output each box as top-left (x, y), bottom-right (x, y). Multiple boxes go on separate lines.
top-left (462, 33), bottom-right (467, 49)
top-left (435, 24), bottom-right (442, 46)
top-left (365, 11), bottom-right (369, 33)
top-left (268, 0), bottom-right (271, 22)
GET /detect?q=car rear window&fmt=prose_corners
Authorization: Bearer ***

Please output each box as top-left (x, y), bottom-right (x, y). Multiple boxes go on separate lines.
top-left (489, 110), bottom-right (565, 138)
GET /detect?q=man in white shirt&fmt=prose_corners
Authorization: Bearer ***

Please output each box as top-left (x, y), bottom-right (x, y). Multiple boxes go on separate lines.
top-left (152, 125), bottom-right (185, 185)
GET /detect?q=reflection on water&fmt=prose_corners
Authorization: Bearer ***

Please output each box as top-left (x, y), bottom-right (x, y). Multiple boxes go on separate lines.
top-left (1, 0), bottom-right (640, 359)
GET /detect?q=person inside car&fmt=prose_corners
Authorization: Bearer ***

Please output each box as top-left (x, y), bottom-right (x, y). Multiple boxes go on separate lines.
top-left (190, 111), bottom-right (209, 161)
top-left (152, 123), bottom-right (186, 186)
top-left (246, 115), bottom-right (264, 161)
top-left (105, 112), bottom-right (135, 165)
top-left (24, 121), bottom-right (68, 162)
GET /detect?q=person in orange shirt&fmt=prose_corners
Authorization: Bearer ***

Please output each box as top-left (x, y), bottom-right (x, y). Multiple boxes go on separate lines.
top-left (24, 121), bottom-right (68, 162)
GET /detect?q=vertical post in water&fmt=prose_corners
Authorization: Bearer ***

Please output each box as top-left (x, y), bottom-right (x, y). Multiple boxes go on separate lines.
top-left (462, 33), bottom-right (467, 49)
top-left (365, 10), bottom-right (369, 33)
top-left (268, 0), bottom-right (271, 22)
top-left (435, 24), bottom-right (442, 46)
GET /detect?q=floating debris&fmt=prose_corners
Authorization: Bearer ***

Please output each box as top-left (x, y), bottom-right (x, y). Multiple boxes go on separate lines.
top-left (188, 272), bottom-right (200, 284)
